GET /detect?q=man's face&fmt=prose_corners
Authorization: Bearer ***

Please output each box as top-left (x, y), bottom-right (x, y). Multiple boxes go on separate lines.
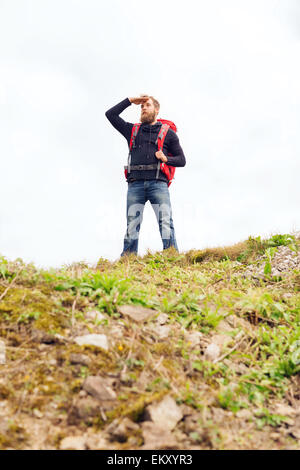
top-left (140, 98), bottom-right (158, 124)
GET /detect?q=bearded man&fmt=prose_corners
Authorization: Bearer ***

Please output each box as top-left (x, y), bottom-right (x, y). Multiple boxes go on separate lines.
top-left (105, 95), bottom-right (186, 257)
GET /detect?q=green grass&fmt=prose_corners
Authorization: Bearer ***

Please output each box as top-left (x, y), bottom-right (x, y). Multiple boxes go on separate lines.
top-left (0, 232), bottom-right (299, 449)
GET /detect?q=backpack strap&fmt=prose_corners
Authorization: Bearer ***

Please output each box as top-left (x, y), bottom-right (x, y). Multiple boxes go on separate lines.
top-left (128, 123), bottom-right (141, 174)
top-left (129, 123), bottom-right (141, 150)
top-left (155, 123), bottom-right (170, 179)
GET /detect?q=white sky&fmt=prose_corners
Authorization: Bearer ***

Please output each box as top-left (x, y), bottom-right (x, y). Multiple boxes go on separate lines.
top-left (0, 0), bottom-right (299, 269)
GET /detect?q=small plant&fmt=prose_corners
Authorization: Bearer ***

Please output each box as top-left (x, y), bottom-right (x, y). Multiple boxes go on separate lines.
top-left (218, 387), bottom-right (247, 412)
top-left (264, 247), bottom-right (277, 275)
top-left (255, 408), bottom-right (289, 429)
top-left (17, 311), bottom-right (41, 324)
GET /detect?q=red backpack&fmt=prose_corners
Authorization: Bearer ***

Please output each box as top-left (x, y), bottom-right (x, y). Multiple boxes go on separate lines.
top-left (124, 119), bottom-right (177, 187)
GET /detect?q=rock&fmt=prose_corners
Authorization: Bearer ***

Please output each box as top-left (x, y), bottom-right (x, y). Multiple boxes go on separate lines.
top-left (182, 413), bottom-right (202, 434)
top-left (31, 329), bottom-right (57, 344)
top-left (225, 315), bottom-right (253, 331)
top-left (242, 244), bottom-right (300, 280)
top-left (156, 313), bottom-right (169, 325)
top-left (204, 343), bottom-right (220, 362)
top-left (60, 436), bottom-right (87, 450)
top-left (74, 334), bottom-right (109, 350)
top-left (68, 397), bottom-right (101, 425)
top-left (69, 353), bottom-right (91, 367)
top-left (216, 319), bottom-right (234, 333)
top-left (270, 432), bottom-right (281, 440)
top-left (117, 305), bottom-right (157, 322)
top-left (141, 422), bottom-right (177, 450)
top-left (210, 407), bottom-right (233, 422)
top-left (211, 334), bottom-right (233, 349)
top-left (85, 435), bottom-right (111, 450)
top-left (282, 293), bottom-right (293, 300)
top-left (290, 428), bottom-right (300, 439)
top-left (273, 403), bottom-right (297, 417)
top-left (48, 358), bottom-right (57, 366)
top-left (154, 325), bottom-right (171, 339)
top-left (83, 376), bottom-right (117, 402)
top-left (223, 359), bottom-right (249, 374)
top-left (32, 409), bottom-right (43, 419)
top-left (236, 409), bottom-right (252, 420)
top-left (185, 331), bottom-right (202, 348)
top-left (106, 417), bottom-right (140, 442)
top-left (109, 326), bottom-right (124, 338)
top-left (144, 395), bottom-right (183, 431)
top-left (85, 310), bottom-right (105, 322)
top-left (0, 340), bottom-right (6, 365)
top-left (53, 333), bottom-right (71, 343)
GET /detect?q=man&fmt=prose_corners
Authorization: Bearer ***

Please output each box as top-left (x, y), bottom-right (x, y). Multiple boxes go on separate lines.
top-left (105, 95), bottom-right (186, 257)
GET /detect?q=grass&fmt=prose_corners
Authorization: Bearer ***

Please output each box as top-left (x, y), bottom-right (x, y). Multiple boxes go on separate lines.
top-left (0, 231), bottom-right (299, 449)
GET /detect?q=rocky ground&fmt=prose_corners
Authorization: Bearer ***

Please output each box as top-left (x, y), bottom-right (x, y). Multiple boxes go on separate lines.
top-left (0, 233), bottom-right (300, 450)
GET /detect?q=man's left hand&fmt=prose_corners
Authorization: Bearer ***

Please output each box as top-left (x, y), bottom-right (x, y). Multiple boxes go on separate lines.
top-left (155, 150), bottom-right (168, 162)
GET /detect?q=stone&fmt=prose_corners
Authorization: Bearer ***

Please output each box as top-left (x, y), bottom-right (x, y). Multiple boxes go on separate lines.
top-left (60, 436), bottom-right (87, 450)
top-left (204, 343), bottom-right (220, 362)
top-left (0, 340), bottom-right (6, 365)
top-left (141, 422), bottom-right (177, 450)
top-left (225, 315), bottom-right (253, 331)
top-left (83, 376), bottom-right (117, 402)
top-left (74, 334), bottom-right (108, 350)
top-left (85, 435), bottom-right (111, 450)
top-left (48, 358), bottom-right (57, 366)
top-left (68, 397), bottom-right (101, 425)
top-left (211, 334), bottom-right (233, 349)
top-left (31, 329), bottom-right (57, 344)
top-left (117, 305), bottom-right (157, 322)
top-left (32, 409), bottom-right (43, 419)
top-left (273, 403), bottom-right (297, 417)
top-left (144, 395), bottom-right (183, 431)
top-left (223, 359), bottom-right (249, 374)
top-left (290, 428), bottom-right (300, 439)
top-left (106, 417), bottom-right (140, 442)
top-left (210, 407), bottom-right (233, 422)
top-left (282, 293), bottom-right (293, 300)
top-left (185, 331), bottom-right (202, 348)
top-left (156, 313), bottom-right (169, 325)
top-left (85, 310), bottom-right (106, 322)
top-left (109, 326), bottom-right (124, 339)
top-left (182, 414), bottom-right (202, 434)
top-left (154, 325), bottom-right (171, 339)
top-left (216, 319), bottom-right (234, 333)
top-left (69, 353), bottom-right (91, 367)
top-left (236, 409), bottom-right (252, 420)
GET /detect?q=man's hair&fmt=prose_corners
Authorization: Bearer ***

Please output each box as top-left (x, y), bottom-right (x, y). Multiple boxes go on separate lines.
top-left (149, 96), bottom-right (160, 111)
top-left (141, 94), bottom-right (160, 111)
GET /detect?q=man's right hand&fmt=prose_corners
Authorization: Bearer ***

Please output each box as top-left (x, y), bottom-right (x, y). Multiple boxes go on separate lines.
top-left (129, 95), bottom-right (150, 105)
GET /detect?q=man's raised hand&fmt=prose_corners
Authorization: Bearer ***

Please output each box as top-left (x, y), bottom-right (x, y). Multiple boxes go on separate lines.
top-left (129, 95), bottom-right (150, 105)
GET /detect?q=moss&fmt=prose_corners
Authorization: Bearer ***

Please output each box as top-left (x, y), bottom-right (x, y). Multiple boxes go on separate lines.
top-left (0, 286), bottom-right (69, 332)
top-left (106, 390), bottom-right (169, 424)
top-left (70, 378), bottom-right (84, 393)
top-left (0, 422), bottom-right (28, 450)
top-left (0, 383), bottom-right (11, 399)
top-left (151, 343), bottom-right (173, 356)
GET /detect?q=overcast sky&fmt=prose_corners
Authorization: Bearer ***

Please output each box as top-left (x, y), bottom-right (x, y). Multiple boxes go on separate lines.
top-left (0, 0), bottom-right (299, 269)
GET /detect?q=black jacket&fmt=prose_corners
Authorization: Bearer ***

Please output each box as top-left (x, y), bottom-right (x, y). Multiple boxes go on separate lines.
top-left (105, 98), bottom-right (186, 183)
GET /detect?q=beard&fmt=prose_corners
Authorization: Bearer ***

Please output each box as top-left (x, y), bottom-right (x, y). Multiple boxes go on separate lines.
top-left (140, 110), bottom-right (157, 124)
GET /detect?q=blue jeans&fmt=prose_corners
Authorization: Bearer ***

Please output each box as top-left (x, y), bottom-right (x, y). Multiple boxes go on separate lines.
top-left (121, 180), bottom-right (178, 256)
